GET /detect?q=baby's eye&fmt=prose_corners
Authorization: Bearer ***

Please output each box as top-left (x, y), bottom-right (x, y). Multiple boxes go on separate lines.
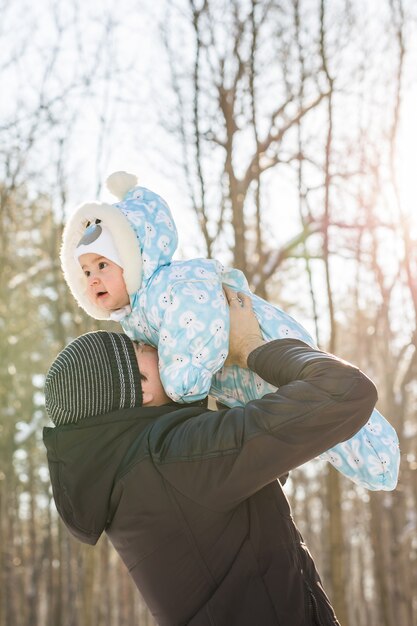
top-left (84, 270), bottom-right (90, 277)
top-left (98, 261), bottom-right (108, 270)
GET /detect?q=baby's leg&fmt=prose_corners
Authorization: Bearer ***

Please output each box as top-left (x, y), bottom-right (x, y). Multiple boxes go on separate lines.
top-left (320, 408), bottom-right (400, 490)
top-left (250, 294), bottom-right (316, 345)
top-left (212, 293), bottom-right (400, 491)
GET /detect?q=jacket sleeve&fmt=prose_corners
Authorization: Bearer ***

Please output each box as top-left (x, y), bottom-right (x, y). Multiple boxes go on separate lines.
top-left (157, 280), bottom-right (229, 403)
top-left (149, 339), bottom-right (378, 511)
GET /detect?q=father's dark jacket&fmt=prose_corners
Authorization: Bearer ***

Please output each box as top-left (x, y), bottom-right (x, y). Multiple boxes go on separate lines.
top-left (43, 339), bottom-right (377, 625)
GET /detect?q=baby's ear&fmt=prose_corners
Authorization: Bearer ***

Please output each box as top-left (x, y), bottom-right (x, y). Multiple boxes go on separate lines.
top-left (106, 171), bottom-right (138, 200)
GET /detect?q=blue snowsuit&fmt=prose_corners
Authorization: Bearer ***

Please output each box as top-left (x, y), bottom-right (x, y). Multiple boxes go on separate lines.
top-left (61, 175), bottom-right (400, 491)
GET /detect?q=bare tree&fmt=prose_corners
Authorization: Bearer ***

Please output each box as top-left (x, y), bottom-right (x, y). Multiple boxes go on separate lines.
top-left (162, 0), bottom-right (327, 296)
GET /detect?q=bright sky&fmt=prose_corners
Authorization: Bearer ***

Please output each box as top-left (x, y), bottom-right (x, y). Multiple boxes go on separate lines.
top-left (398, 84), bottom-right (417, 236)
top-left (3, 0), bottom-right (417, 259)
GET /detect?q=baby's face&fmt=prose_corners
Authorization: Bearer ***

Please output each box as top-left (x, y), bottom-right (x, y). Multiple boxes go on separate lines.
top-left (79, 253), bottom-right (129, 311)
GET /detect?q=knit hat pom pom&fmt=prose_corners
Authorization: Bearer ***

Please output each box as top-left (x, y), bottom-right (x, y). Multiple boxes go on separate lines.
top-left (106, 171), bottom-right (138, 200)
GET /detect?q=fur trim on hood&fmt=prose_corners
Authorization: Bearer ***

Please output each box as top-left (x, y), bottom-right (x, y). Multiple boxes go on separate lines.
top-left (61, 173), bottom-right (178, 320)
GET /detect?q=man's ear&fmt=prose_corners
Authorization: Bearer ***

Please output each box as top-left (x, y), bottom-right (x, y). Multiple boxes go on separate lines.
top-left (142, 392), bottom-right (154, 406)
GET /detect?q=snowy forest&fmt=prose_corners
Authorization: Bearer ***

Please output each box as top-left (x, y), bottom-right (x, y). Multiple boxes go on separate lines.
top-left (1, 0), bottom-right (417, 625)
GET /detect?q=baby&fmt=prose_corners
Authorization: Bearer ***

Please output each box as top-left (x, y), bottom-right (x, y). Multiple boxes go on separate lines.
top-left (61, 171), bottom-right (399, 490)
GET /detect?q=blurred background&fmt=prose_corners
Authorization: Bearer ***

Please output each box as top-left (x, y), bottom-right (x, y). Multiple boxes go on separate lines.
top-left (1, 0), bottom-right (416, 624)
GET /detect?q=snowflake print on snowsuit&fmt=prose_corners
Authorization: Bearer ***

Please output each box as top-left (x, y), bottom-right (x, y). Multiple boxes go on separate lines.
top-left (61, 171), bottom-right (400, 491)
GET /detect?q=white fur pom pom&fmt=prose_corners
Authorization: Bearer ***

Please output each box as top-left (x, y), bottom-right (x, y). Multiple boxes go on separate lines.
top-left (106, 171), bottom-right (138, 200)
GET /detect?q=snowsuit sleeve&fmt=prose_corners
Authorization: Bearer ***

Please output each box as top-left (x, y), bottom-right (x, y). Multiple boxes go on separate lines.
top-left (157, 280), bottom-right (229, 403)
top-left (148, 339), bottom-right (378, 510)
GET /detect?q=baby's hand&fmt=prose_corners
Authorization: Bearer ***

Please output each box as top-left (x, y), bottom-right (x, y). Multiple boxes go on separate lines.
top-left (223, 286), bottom-right (265, 368)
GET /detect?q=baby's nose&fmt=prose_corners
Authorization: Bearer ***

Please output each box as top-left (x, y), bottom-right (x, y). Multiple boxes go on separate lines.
top-left (88, 273), bottom-right (100, 285)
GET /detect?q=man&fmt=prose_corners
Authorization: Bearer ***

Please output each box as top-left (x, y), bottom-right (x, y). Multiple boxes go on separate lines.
top-left (43, 287), bottom-right (377, 625)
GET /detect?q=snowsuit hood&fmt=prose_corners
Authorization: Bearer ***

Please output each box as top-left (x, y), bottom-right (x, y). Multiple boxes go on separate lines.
top-left (61, 172), bottom-right (178, 320)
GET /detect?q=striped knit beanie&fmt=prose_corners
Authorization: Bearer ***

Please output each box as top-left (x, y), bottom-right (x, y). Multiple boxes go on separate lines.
top-left (45, 331), bottom-right (143, 426)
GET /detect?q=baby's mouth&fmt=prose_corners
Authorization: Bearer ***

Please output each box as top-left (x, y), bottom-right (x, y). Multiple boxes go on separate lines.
top-left (96, 291), bottom-right (108, 299)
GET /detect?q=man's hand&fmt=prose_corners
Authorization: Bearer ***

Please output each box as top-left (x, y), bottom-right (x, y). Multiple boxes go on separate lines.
top-left (224, 286), bottom-right (265, 368)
